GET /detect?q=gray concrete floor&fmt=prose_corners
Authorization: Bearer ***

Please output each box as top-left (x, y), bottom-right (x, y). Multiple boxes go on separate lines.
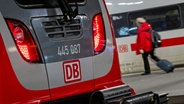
top-left (122, 67), bottom-right (184, 103)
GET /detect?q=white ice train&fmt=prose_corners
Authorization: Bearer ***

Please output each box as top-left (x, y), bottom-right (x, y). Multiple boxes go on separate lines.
top-left (105, 0), bottom-right (184, 74)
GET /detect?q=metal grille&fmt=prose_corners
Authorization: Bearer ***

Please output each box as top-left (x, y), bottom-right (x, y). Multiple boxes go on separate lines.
top-left (42, 19), bottom-right (82, 39)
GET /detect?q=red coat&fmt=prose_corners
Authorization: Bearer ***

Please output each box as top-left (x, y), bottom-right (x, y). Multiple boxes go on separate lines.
top-left (136, 22), bottom-right (153, 55)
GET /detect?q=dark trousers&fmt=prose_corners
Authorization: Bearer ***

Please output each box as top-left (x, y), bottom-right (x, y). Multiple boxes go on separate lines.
top-left (142, 49), bottom-right (160, 73)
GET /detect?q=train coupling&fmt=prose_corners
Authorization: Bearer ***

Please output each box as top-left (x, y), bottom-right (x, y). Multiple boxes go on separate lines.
top-left (98, 85), bottom-right (168, 104)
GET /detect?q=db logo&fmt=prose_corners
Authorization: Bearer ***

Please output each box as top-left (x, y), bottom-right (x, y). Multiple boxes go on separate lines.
top-left (63, 60), bottom-right (82, 83)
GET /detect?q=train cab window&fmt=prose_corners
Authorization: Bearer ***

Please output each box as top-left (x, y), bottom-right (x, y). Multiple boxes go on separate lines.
top-left (129, 5), bottom-right (181, 32)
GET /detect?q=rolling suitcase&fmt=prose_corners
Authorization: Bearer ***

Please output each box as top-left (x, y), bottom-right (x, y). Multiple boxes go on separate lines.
top-left (156, 59), bottom-right (174, 73)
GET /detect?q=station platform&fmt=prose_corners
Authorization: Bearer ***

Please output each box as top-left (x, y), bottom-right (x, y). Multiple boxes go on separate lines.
top-left (122, 67), bottom-right (184, 103)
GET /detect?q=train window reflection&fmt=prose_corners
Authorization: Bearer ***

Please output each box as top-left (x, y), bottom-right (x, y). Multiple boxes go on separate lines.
top-left (111, 5), bottom-right (181, 38)
top-left (129, 6), bottom-right (181, 32)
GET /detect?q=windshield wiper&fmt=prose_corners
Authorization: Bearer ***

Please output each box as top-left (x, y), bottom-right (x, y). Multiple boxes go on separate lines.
top-left (57, 0), bottom-right (78, 21)
top-left (45, 0), bottom-right (78, 21)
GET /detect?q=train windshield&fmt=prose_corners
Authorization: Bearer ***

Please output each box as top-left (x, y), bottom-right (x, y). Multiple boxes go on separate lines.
top-left (15, 0), bottom-right (85, 7)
